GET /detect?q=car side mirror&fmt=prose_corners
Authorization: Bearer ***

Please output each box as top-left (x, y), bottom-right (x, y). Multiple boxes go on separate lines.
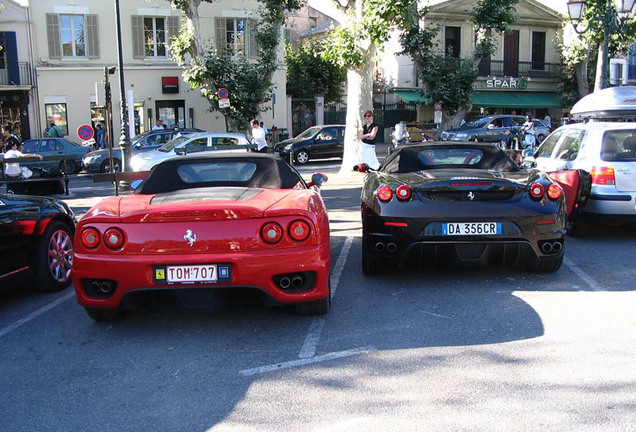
top-left (353, 163), bottom-right (370, 173)
top-left (308, 172), bottom-right (328, 188)
top-left (130, 179), bottom-right (143, 190)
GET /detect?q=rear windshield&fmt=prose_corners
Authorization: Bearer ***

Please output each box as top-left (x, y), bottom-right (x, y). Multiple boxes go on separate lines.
top-left (601, 130), bottom-right (636, 162)
top-left (383, 145), bottom-right (518, 173)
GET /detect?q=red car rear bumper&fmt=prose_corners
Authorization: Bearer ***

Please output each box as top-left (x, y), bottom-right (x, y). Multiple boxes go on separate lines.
top-left (72, 242), bottom-right (330, 309)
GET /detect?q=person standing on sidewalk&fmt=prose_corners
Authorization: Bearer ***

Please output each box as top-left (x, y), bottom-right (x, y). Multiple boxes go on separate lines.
top-left (359, 110), bottom-right (380, 169)
top-left (48, 123), bottom-right (63, 137)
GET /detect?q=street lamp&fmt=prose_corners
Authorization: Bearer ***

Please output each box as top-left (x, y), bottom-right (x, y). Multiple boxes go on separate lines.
top-left (114, 0), bottom-right (131, 172)
top-left (566, 0), bottom-right (636, 89)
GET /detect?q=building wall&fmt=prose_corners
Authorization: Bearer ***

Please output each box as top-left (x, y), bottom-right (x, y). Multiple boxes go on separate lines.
top-left (0, 0), bottom-right (38, 140)
top-left (28, 0), bottom-right (288, 141)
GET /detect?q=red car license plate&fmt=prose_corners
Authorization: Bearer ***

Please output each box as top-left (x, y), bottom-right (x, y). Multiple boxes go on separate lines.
top-left (166, 265), bottom-right (217, 283)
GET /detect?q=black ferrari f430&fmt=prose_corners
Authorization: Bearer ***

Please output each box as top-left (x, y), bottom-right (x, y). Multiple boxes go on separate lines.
top-left (356, 143), bottom-right (577, 275)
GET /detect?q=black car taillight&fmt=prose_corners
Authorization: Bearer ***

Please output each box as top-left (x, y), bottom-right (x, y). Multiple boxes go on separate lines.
top-left (395, 185), bottom-right (412, 201)
top-left (529, 182), bottom-right (545, 199)
top-left (377, 185), bottom-right (393, 202)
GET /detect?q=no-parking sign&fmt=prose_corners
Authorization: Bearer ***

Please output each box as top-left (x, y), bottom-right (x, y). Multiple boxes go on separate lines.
top-left (218, 88), bottom-right (229, 99)
top-left (77, 124), bottom-right (94, 141)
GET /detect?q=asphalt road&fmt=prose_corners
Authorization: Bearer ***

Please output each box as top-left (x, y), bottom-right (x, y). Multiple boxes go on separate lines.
top-left (1, 158), bottom-right (635, 432)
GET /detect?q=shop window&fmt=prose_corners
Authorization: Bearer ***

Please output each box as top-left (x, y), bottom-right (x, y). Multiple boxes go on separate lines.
top-left (532, 31), bottom-right (546, 70)
top-left (45, 103), bottom-right (68, 135)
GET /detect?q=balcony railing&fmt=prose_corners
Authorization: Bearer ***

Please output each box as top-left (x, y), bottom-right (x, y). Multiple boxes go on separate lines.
top-left (0, 62), bottom-right (33, 86)
top-left (478, 60), bottom-right (563, 79)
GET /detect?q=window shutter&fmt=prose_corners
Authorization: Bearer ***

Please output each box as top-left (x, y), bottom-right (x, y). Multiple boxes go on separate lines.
top-left (167, 16), bottom-right (180, 39)
top-left (46, 14), bottom-right (61, 59)
top-left (248, 19), bottom-right (258, 59)
top-left (215, 18), bottom-right (226, 54)
top-left (132, 15), bottom-right (145, 58)
top-left (86, 15), bottom-right (100, 58)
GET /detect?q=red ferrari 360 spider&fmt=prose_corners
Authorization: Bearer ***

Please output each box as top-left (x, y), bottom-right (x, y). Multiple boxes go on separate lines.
top-left (72, 154), bottom-right (331, 321)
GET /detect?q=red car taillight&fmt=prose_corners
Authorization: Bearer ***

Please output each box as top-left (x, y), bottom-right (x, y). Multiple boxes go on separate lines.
top-left (377, 185), bottom-right (393, 202)
top-left (288, 220), bottom-right (311, 242)
top-left (395, 184), bottom-right (412, 201)
top-left (103, 228), bottom-right (125, 249)
top-left (261, 222), bottom-right (283, 244)
top-left (546, 183), bottom-right (563, 200)
top-left (529, 182), bottom-right (545, 199)
top-left (81, 227), bottom-right (101, 249)
top-left (590, 166), bottom-right (615, 185)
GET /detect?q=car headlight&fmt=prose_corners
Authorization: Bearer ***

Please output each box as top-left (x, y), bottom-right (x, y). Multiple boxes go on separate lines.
top-left (284, 144), bottom-right (293, 151)
top-left (83, 154), bottom-right (98, 163)
top-left (455, 133), bottom-right (468, 139)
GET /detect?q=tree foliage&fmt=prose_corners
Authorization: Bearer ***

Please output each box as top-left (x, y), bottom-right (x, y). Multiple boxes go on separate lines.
top-left (284, 41), bottom-right (346, 103)
top-left (400, 0), bottom-right (518, 126)
top-left (169, 0), bottom-right (301, 131)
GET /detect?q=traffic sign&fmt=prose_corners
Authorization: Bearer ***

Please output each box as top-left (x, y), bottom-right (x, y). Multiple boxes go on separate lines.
top-left (218, 98), bottom-right (231, 108)
top-left (218, 88), bottom-right (229, 99)
top-left (434, 102), bottom-right (443, 111)
top-left (77, 124), bottom-right (94, 141)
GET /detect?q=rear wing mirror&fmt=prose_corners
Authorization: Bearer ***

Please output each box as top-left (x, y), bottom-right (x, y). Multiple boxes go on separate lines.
top-left (308, 172), bottom-right (328, 188)
top-left (353, 163), bottom-right (373, 173)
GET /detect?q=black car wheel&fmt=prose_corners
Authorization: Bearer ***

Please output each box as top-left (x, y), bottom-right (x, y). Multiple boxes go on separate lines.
top-left (532, 254), bottom-right (564, 273)
top-left (101, 158), bottom-right (122, 173)
top-left (60, 159), bottom-right (78, 174)
top-left (34, 221), bottom-right (74, 292)
top-left (85, 307), bottom-right (123, 321)
top-left (567, 218), bottom-right (590, 237)
top-left (295, 283), bottom-right (331, 315)
top-left (295, 150), bottom-right (310, 164)
top-left (362, 233), bottom-right (388, 275)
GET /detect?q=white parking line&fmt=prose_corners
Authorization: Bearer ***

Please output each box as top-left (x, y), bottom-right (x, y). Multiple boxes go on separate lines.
top-left (298, 236), bottom-right (353, 359)
top-left (0, 291), bottom-right (75, 339)
top-left (239, 346), bottom-right (376, 377)
top-left (564, 257), bottom-right (602, 291)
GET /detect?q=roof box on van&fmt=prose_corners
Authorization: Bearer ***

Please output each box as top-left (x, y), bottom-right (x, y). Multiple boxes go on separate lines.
top-left (571, 86), bottom-right (636, 120)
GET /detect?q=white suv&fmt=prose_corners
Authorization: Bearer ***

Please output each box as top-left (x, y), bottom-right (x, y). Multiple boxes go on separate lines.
top-left (530, 122), bottom-right (636, 233)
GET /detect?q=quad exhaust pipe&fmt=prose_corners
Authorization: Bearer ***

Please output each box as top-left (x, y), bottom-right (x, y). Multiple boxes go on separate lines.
top-left (276, 273), bottom-right (307, 290)
top-left (374, 241), bottom-right (398, 255)
top-left (540, 240), bottom-right (563, 254)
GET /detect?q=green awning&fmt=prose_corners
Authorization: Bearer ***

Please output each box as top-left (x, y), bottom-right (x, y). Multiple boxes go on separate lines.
top-left (472, 91), bottom-right (562, 108)
top-left (393, 89), bottom-right (431, 105)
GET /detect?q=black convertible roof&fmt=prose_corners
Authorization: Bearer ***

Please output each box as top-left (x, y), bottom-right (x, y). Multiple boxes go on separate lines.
top-left (137, 153), bottom-right (305, 194)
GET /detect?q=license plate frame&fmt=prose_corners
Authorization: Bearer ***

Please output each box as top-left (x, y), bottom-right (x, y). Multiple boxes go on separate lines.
top-left (442, 222), bottom-right (502, 236)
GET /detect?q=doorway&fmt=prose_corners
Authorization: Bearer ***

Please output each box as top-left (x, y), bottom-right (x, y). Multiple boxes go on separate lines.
top-left (155, 100), bottom-right (185, 129)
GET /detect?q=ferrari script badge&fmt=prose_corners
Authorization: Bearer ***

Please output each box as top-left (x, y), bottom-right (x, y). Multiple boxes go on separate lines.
top-left (467, 191), bottom-right (475, 201)
top-left (183, 229), bottom-right (197, 247)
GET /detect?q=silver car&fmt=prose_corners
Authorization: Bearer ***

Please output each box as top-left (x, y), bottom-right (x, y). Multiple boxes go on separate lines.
top-left (130, 132), bottom-right (250, 172)
top-left (531, 122), bottom-right (636, 233)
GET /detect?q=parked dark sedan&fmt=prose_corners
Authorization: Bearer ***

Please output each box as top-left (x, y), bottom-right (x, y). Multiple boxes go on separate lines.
top-left (0, 193), bottom-right (75, 292)
top-left (355, 142), bottom-right (568, 275)
top-left (21, 138), bottom-right (89, 174)
top-left (274, 125), bottom-right (345, 164)
top-left (440, 115), bottom-right (550, 144)
top-left (83, 128), bottom-right (205, 173)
